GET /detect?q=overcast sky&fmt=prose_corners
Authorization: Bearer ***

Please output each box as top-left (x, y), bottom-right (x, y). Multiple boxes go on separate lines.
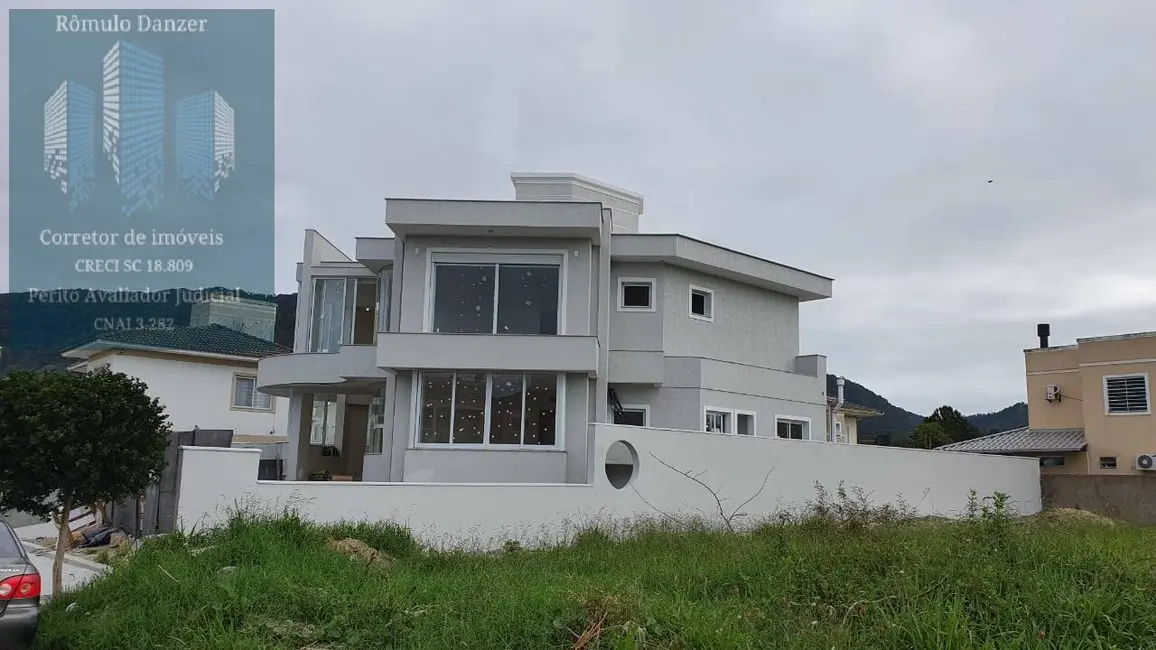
top-left (3, 0), bottom-right (1155, 416)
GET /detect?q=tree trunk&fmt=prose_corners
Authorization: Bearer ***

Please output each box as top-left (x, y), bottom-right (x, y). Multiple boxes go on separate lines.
top-left (53, 495), bottom-right (72, 598)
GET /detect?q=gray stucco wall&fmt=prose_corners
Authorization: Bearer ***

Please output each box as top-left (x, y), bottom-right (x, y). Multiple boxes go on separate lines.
top-left (659, 265), bottom-right (800, 371)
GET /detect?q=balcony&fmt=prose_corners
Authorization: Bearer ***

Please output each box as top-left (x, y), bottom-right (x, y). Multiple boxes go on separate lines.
top-left (257, 345), bottom-right (387, 397)
top-left (377, 332), bottom-right (599, 375)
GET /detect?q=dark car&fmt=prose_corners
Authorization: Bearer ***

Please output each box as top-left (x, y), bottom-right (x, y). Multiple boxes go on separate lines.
top-left (0, 518), bottom-right (38, 649)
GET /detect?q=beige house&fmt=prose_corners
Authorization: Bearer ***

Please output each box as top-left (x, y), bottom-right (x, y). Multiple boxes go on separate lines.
top-left (826, 396), bottom-right (882, 444)
top-left (940, 324), bottom-right (1156, 475)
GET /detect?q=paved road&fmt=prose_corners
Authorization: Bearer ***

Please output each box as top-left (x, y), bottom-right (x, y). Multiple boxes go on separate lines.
top-left (22, 543), bottom-right (105, 599)
top-left (13, 522), bottom-right (107, 600)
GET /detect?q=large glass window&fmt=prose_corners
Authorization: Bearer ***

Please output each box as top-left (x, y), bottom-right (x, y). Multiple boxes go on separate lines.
top-left (310, 394), bottom-right (338, 446)
top-left (417, 371), bottom-right (559, 446)
top-left (309, 277), bottom-right (379, 352)
top-left (430, 260), bottom-right (560, 335)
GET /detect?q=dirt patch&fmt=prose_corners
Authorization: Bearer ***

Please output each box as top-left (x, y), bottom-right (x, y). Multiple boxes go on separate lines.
top-left (327, 538), bottom-right (394, 569)
top-left (1034, 508), bottom-right (1116, 525)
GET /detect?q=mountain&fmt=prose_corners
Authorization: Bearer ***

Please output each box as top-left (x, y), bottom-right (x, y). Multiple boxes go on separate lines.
top-left (967, 402), bottom-right (1029, 435)
top-left (0, 290), bottom-right (1027, 440)
top-left (825, 374), bottom-right (1029, 444)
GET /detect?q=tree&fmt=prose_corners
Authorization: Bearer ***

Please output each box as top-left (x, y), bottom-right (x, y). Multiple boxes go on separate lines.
top-left (908, 421), bottom-right (951, 449)
top-left (925, 405), bottom-right (980, 443)
top-left (0, 369), bottom-right (170, 595)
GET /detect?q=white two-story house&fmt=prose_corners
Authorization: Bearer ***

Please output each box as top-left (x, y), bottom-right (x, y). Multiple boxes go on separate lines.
top-left (259, 173), bottom-right (835, 483)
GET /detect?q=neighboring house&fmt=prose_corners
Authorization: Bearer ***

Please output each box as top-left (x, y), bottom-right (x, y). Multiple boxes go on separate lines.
top-left (62, 323), bottom-right (292, 456)
top-left (826, 396), bottom-right (882, 444)
top-left (939, 324), bottom-right (1156, 475)
top-left (259, 172), bottom-right (836, 483)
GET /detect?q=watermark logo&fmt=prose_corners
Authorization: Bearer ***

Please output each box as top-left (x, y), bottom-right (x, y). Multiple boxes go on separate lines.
top-left (44, 39), bottom-right (239, 216)
top-left (9, 10), bottom-right (275, 352)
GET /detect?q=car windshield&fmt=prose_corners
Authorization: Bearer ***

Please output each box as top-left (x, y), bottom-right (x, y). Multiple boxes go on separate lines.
top-left (0, 524), bottom-right (24, 560)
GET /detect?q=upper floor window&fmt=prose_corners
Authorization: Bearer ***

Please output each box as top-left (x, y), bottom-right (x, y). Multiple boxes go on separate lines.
top-left (618, 278), bottom-right (655, 312)
top-left (430, 254), bottom-right (561, 335)
top-left (1105, 374), bottom-right (1149, 414)
top-left (310, 277), bottom-right (379, 352)
top-left (689, 285), bottom-right (714, 321)
top-left (232, 374), bottom-right (272, 411)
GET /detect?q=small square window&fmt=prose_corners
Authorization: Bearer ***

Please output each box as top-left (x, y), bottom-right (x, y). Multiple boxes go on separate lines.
top-left (1099, 456), bottom-right (1117, 470)
top-left (618, 279), bottom-right (655, 311)
top-left (233, 375), bottom-right (272, 411)
top-left (736, 411), bottom-right (755, 435)
top-left (705, 409), bottom-right (730, 433)
top-left (689, 285), bottom-right (714, 321)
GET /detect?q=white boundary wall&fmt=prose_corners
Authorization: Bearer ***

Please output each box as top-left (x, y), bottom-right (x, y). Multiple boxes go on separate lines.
top-left (176, 424), bottom-right (1041, 548)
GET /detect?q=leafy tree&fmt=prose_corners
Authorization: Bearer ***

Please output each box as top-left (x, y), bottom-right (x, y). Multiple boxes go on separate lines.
top-left (926, 405), bottom-right (981, 443)
top-left (908, 421), bottom-right (951, 449)
top-left (0, 369), bottom-right (170, 595)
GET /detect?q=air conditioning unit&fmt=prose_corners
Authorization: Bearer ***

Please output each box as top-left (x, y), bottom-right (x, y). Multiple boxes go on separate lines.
top-left (1045, 385), bottom-right (1061, 402)
top-left (1136, 454), bottom-right (1156, 471)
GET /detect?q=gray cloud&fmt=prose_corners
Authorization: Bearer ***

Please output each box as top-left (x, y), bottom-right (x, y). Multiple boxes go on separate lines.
top-left (3, 0), bottom-right (1154, 415)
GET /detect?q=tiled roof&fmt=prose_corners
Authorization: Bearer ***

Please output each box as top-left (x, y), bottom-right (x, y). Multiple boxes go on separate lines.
top-left (826, 396), bottom-right (883, 417)
top-left (71, 324), bottom-right (289, 359)
top-left (937, 427), bottom-right (1086, 454)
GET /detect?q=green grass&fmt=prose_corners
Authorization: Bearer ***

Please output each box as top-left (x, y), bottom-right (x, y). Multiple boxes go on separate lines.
top-left (32, 493), bottom-right (1156, 649)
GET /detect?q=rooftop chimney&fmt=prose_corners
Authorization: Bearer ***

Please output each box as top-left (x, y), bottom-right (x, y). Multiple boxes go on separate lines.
top-left (510, 172), bottom-right (644, 233)
top-left (1037, 323), bottom-right (1051, 349)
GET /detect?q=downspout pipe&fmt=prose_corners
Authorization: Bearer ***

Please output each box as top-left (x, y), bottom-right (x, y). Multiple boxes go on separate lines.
top-left (832, 376), bottom-right (845, 442)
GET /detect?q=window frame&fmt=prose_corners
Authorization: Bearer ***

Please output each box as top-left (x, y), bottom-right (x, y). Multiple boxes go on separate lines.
top-left (617, 277), bottom-right (657, 313)
top-left (688, 284), bottom-right (715, 322)
top-left (423, 249), bottom-right (567, 335)
top-left (1099, 456), bottom-right (1118, 470)
top-left (366, 389), bottom-right (386, 455)
top-left (774, 415), bottom-right (812, 441)
top-left (734, 409), bottom-right (756, 436)
top-left (308, 276), bottom-right (380, 352)
top-left (412, 370), bottom-right (565, 450)
top-left (1039, 456), bottom-right (1065, 468)
top-left (310, 394), bottom-right (339, 446)
top-left (231, 373), bottom-right (273, 412)
top-left (616, 404), bottom-right (650, 427)
top-left (703, 406), bottom-right (732, 434)
top-left (379, 267), bottom-right (394, 333)
top-left (1103, 373), bottom-right (1150, 415)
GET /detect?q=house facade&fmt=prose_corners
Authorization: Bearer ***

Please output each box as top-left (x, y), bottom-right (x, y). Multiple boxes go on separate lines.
top-left (259, 173), bottom-right (836, 483)
top-left (62, 323), bottom-right (291, 455)
top-left (826, 397), bottom-right (882, 444)
top-left (940, 325), bottom-right (1156, 475)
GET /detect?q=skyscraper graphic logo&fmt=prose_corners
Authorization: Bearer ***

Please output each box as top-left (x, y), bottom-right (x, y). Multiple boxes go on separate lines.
top-left (176, 91), bottom-right (236, 200)
top-left (102, 40), bottom-right (164, 217)
top-left (42, 80), bottom-right (96, 212)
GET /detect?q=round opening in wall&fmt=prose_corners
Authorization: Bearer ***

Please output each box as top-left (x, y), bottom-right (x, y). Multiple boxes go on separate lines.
top-left (605, 440), bottom-right (638, 489)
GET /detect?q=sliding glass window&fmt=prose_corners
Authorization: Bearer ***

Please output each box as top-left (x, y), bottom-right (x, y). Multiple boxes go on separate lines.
top-left (430, 259), bottom-right (560, 335)
top-left (309, 277), bottom-right (379, 352)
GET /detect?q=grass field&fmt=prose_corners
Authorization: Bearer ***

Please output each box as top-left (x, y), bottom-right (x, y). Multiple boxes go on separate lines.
top-left (31, 492), bottom-right (1156, 649)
